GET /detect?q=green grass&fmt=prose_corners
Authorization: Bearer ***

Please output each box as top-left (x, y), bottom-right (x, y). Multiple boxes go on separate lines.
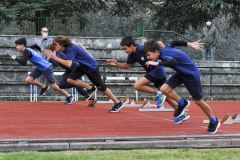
top-left (0, 148), bottom-right (240, 160)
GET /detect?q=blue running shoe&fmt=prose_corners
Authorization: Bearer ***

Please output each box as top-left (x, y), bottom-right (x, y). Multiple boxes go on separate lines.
top-left (208, 118), bottom-right (221, 134)
top-left (174, 99), bottom-right (190, 118)
top-left (157, 92), bottom-right (166, 108)
top-left (173, 112), bottom-right (190, 124)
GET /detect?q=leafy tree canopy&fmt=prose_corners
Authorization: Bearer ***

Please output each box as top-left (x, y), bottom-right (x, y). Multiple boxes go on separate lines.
top-left (0, 0), bottom-right (239, 34)
top-left (151, 0), bottom-right (240, 33)
top-left (0, 0), bottom-right (154, 18)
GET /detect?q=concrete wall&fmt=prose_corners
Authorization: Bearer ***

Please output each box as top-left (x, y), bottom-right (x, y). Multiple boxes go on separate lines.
top-left (0, 35), bottom-right (146, 59)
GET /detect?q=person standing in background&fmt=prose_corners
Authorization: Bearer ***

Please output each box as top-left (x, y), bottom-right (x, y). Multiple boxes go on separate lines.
top-left (200, 20), bottom-right (217, 61)
top-left (39, 27), bottom-right (53, 53)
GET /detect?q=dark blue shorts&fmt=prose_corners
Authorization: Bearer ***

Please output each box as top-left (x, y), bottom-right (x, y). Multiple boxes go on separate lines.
top-left (58, 71), bottom-right (87, 96)
top-left (144, 73), bottom-right (166, 88)
top-left (166, 72), bottom-right (204, 100)
top-left (144, 66), bottom-right (167, 88)
top-left (29, 66), bottom-right (56, 84)
top-left (69, 66), bottom-right (107, 91)
top-left (148, 66), bottom-right (167, 80)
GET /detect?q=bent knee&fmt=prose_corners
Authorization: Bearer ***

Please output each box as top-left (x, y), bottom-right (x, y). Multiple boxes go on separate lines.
top-left (25, 77), bottom-right (33, 84)
top-left (97, 85), bottom-right (107, 92)
top-left (133, 83), bottom-right (140, 90)
top-left (160, 84), bottom-right (169, 94)
top-left (67, 78), bottom-right (74, 84)
top-left (50, 83), bottom-right (58, 89)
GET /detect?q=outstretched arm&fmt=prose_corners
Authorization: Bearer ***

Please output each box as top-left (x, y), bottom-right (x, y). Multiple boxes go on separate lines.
top-left (187, 40), bottom-right (204, 50)
top-left (107, 59), bottom-right (131, 69)
top-left (171, 40), bottom-right (204, 50)
top-left (11, 50), bottom-right (31, 65)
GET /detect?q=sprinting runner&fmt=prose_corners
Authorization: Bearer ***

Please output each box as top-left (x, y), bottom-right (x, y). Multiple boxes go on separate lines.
top-left (38, 28), bottom-right (96, 106)
top-left (108, 36), bottom-right (203, 124)
top-left (47, 44), bottom-right (97, 107)
top-left (107, 36), bottom-right (167, 108)
top-left (144, 40), bottom-right (220, 134)
top-left (44, 35), bottom-right (123, 112)
top-left (11, 37), bottom-right (74, 104)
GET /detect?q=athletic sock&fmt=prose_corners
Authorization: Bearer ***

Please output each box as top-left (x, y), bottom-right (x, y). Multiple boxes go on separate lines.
top-left (210, 117), bottom-right (217, 123)
top-left (178, 98), bottom-right (185, 108)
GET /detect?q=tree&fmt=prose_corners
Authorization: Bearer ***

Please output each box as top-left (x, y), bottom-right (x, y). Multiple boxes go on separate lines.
top-left (0, 0), bottom-right (155, 35)
top-left (1, 0), bottom-right (239, 36)
top-left (0, 0), bottom-right (154, 19)
top-left (151, 0), bottom-right (240, 33)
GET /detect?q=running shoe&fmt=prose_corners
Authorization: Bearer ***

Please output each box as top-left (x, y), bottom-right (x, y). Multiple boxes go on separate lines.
top-left (65, 95), bottom-right (74, 104)
top-left (39, 85), bottom-right (50, 96)
top-left (174, 99), bottom-right (190, 118)
top-left (207, 118), bottom-right (221, 134)
top-left (86, 85), bottom-right (97, 100)
top-left (88, 98), bottom-right (97, 107)
top-left (173, 112), bottom-right (190, 124)
top-left (109, 101), bottom-right (123, 113)
top-left (157, 92), bottom-right (166, 108)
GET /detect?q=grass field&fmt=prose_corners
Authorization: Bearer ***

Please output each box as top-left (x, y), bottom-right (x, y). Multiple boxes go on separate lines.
top-left (0, 148), bottom-right (239, 160)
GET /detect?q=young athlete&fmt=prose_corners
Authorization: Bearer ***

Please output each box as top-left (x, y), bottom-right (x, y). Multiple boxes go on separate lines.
top-left (144, 40), bottom-right (220, 134)
top-left (44, 35), bottom-right (123, 112)
top-left (47, 44), bottom-right (97, 107)
top-left (11, 38), bottom-right (74, 104)
top-left (108, 36), bottom-right (204, 124)
top-left (108, 36), bottom-right (167, 108)
top-left (38, 30), bottom-right (97, 106)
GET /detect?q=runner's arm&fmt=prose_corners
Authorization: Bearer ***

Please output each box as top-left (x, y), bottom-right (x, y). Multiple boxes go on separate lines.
top-left (107, 59), bottom-right (131, 69)
top-left (145, 59), bottom-right (177, 67)
top-left (171, 40), bottom-right (204, 50)
top-left (12, 50), bottom-right (31, 65)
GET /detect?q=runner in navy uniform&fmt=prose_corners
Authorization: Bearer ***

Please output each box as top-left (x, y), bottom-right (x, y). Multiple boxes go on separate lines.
top-left (47, 44), bottom-right (97, 107)
top-left (44, 36), bottom-right (123, 112)
top-left (108, 36), bottom-right (202, 124)
top-left (144, 40), bottom-right (220, 134)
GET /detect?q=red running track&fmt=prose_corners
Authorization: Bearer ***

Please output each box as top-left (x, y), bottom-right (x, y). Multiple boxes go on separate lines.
top-left (0, 101), bottom-right (239, 139)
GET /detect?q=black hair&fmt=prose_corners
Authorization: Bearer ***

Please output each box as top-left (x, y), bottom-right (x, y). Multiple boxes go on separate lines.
top-left (120, 36), bottom-right (136, 47)
top-left (15, 38), bottom-right (27, 46)
top-left (144, 40), bottom-right (160, 53)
